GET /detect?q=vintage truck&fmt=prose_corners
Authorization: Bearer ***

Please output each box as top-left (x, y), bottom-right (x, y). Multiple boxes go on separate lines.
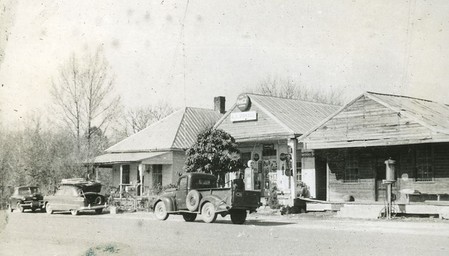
top-left (153, 172), bottom-right (261, 224)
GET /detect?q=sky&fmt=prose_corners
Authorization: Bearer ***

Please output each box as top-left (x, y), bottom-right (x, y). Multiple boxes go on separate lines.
top-left (1, 0), bottom-right (449, 126)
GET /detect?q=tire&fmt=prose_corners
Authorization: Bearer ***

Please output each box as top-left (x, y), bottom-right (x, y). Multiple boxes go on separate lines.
top-left (94, 196), bottom-right (103, 205)
top-left (17, 202), bottom-right (24, 213)
top-left (186, 190), bottom-right (201, 211)
top-left (201, 202), bottom-right (217, 223)
top-left (70, 209), bottom-right (79, 216)
top-left (230, 210), bottom-right (247, 224)
top-left (46, 204), bottom-right (53, 214)
top-left (31, 207), bottom-right (36, 212)
top-left (182, 213), bottom-right (197, 222)
top-left (154, 201), bottom-right (169, 220)
top-left (95, 208), bottom-right (103, 214)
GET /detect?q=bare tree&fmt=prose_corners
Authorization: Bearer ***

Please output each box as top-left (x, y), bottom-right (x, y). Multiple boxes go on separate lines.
top-left (246, 76), bottom-right (344, 105)
top-left (51, 48), bottom-right (120, 160)
top-left (126, 101), bottom-right (174, 134)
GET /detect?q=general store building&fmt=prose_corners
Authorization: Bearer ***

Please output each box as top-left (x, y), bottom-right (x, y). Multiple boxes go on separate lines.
top-left (214, 93), bottom-right (339, 201)
top-left (299, 92), bottom-right (449, 216)
top-left (92, 105), bottom-right (223, 196)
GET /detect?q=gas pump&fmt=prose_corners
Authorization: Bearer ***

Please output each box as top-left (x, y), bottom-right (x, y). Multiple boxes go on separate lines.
top-left (244, 160), bottom-right (256, 190)
top-left (383, 158), bottom-right (396, 219)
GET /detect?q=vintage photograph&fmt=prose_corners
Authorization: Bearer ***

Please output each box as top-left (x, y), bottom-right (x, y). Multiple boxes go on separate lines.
top-left (1, 1), bottom-right (449, 255)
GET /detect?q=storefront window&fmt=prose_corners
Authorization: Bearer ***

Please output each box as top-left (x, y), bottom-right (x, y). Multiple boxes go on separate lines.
top-left (344, 153), bottom-right (359, 182)
top-left (415, 145), bottom-right (433, 181)
top-left (262, 144), bottom-right (277, 191)
top-left (241, 152), bottom-right (251, 168)
top-left (122, 165), bottom-right (130, 184)
top-left (152, 165), bottom-right (162, 187)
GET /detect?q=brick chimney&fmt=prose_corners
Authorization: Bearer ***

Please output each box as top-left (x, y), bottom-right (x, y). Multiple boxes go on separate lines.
top-left (214, 96), bottom-right (226, 114)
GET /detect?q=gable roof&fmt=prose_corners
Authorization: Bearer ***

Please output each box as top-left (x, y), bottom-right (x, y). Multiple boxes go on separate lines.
top-left (299, 91), bottom-right (449, 149)
top-left (106, 107), bottom-right (222, 153)
top-left (214, 93), bottom-right (340, 140)
top-left (367, 92), bottom-right (449, 134)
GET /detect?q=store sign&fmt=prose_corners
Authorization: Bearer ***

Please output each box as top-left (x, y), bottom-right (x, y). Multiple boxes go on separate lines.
top-left (236, 94), bottom-right (251, 111)
top-left (230, 111), bottom-right (257, 122)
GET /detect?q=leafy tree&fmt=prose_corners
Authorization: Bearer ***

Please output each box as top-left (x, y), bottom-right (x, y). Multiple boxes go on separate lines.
top-left (184, 128), bottom-right (243, 187)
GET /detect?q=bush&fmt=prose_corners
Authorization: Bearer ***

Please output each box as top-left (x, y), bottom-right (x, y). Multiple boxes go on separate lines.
top-left (267, 185), bottom-right (280, 209)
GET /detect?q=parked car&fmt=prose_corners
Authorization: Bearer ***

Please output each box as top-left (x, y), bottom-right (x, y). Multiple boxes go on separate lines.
top-left (45, 178), bottom-right (107, 216)
top-left (9, 186), bottom-right (45, 213)
top-left (153, 172), bottom-right (261, 224)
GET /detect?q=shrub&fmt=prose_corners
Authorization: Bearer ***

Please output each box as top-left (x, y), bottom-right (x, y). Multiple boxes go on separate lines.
top-left (267, 185), bottom-right (280, 209)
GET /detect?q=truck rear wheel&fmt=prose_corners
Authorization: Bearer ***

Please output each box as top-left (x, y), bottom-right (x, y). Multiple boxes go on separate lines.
top-left (230, 210), bottom-right (247, 224)
top-left (186, 190), bottom-right (201, 211)
top-left (154, 201), bottom-right (169, 220)
top-left (182, 213), bottom-right (197, 222)
top-left (201, 202), bottom-right (217, 223)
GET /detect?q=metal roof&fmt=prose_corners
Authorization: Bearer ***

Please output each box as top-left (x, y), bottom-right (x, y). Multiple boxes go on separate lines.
top-left (367, 92), bottom-right (449, 134)
top-left (298, 91), bottom-right (449, 149)
top-left (242, 93), bottom-right (340, 135)
top-left (105, 107), bottom-right (222, 153)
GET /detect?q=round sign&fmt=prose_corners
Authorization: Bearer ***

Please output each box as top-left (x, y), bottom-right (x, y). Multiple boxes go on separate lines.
top-left (236, 94), bottom-right (251, 112)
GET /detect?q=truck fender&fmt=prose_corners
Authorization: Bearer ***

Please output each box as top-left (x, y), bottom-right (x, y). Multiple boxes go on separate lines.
top-left (200, 195), bottom-right (228, 213)
top-left (153, 197), bottom-right (176, 212)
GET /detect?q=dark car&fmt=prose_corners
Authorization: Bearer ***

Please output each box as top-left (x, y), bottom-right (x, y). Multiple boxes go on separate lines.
top-left (9, 186), bottom-right (45, 213)
top-left (45, 178), bottom-right (107, 216)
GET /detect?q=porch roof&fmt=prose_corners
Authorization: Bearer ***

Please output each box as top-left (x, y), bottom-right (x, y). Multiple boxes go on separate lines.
top-left (93, 151), bottom-right (171, 164)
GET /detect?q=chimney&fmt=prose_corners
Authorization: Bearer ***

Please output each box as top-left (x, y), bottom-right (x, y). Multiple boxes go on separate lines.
top-left (214, 96), bottom-right (226, 114)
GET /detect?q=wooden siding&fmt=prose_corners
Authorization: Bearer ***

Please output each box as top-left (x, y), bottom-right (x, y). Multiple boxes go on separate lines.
top-left (217, 103), bottom-right (292, 141)
top-left (319, 143), bottom-right (449, 203)
top-left (303, 95), bottom-right (438, 149)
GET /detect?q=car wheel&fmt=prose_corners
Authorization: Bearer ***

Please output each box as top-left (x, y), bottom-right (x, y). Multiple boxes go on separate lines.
top-left (95, 209), bottom-right (103, 214)
top-left (31, 207), bottom-right (36, 212)
top-left (46, 204), bottom-right (53, 214)
top-left (201, 202), bottom-right (217, 223)
top-left (154, 201), bottom-right (169, 220)
top-left (230, 210), bottom-right (247, 224)
top-left (17, 202), bottom-right (24, 213)
top-left (182, 213), bottom-right (197, 222)
top-left (70, 209), bottom-right (79, 216)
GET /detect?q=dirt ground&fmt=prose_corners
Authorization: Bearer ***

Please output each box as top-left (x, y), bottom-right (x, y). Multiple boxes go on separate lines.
top-left (0, 210), bottom-right (8, 234)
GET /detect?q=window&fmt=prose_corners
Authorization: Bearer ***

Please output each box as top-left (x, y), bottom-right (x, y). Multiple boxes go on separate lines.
top-left (152, 165), bottom-right (163, 187)
top-left (344, 152), bottom-right (359, 182)
top-left (296, 160), bottom-right (302, 183)
top-left (191, 178), bottom-right (216, 189)
top-left (179, 177), bottom-right (187, 190)
top-left (241, 152), bottom-right (251, 168)
top-left (121, 165), bottom-right (130, 184)
top-left (415, 145), bottom-right (433, 181)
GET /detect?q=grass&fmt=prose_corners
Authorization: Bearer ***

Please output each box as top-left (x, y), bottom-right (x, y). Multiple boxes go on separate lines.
top-left (82, 242), bottom-right (134, 256)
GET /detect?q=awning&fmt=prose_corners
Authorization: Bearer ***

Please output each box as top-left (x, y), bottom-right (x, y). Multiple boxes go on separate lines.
top-left (92, 151), bottom-right (172, 165)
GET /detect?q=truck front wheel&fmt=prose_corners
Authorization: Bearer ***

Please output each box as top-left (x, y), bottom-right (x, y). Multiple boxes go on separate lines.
top-left (230, 210), bottom-right (247, 224)
top-left (201, 202), bottom-right (217, 223)
top-left (154, 201), bottom-right (169, 220)
top-left (182, 213), bottom-right (197, 222)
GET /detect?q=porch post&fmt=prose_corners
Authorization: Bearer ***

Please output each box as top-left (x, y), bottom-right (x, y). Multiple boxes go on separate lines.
top-left (138, 164), bottom-right (144, 196)
top-left (119, 165), bottom-right (123, 199)
top-left (289, 138), bottom-right (298, 206)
